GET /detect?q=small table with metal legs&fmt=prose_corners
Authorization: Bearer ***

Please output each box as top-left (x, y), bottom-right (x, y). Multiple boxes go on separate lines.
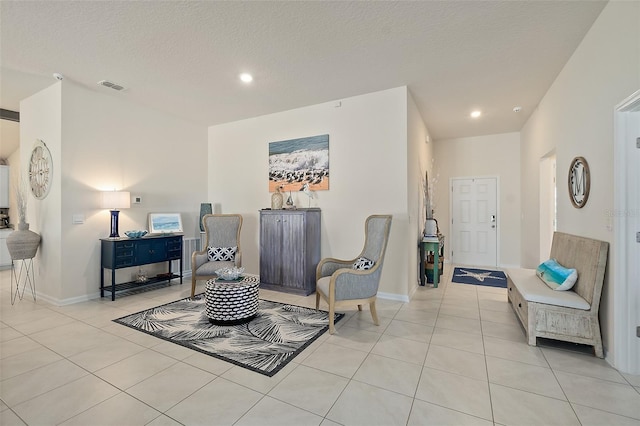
top-left (419, 235), bottom-right (445, 288)
top-left (11, 257), bottom-right (36, 305)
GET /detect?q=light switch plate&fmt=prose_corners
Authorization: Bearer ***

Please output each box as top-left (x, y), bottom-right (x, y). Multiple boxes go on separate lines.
top-left (133, 195), bottom-right (142, 204)
top-left (72, 214), bottom-right (85, 224)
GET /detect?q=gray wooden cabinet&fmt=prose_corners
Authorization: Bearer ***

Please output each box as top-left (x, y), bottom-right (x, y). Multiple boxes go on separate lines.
top-left (259, 208), bottom-right (321, 295)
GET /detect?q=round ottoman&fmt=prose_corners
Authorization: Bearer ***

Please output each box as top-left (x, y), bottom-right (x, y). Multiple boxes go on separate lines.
top-left (204, 274), bottom-right (260, 324)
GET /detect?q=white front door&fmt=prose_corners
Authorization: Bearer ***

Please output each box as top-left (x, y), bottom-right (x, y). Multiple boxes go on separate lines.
top-left (451, 177), bottom-right (498, 266)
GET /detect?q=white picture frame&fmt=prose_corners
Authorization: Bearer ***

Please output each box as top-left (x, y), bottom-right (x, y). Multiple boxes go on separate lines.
top-left (148, 213), bottom-right (183, 234)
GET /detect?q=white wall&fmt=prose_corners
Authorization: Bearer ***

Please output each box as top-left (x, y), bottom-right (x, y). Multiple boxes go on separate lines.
top-left (520, 1), bottom-right (639, 363)
top-left (209, 87), bottom-right (419, 299)
top-left (407, 91), bottom-right (434, 294)
top-left (20, 83), bottom-right (63, 300)
top-left (20, 80), bottom-right (207, 304)
top-left (433, 132), bottom-right (521, 268)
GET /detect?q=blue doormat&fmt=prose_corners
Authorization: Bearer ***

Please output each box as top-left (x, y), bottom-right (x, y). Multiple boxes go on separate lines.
top-left (452, 267), bottom-right (507, 288)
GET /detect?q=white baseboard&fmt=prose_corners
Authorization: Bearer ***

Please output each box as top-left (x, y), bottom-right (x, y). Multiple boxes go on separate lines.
top-left (34, 274), bottom-right (192, 306)
top-left (34, 291), bottom-right (98, 307)
top-left (377, 291), bottom-right (410, 303)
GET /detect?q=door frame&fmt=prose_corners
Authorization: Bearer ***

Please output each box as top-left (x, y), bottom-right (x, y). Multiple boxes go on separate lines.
top-left (613, 89), bottom-right (640, 374)
top-left (449, 175), bottom-right (500, 267)
top-left (539, 151), bottom-right (556, 263)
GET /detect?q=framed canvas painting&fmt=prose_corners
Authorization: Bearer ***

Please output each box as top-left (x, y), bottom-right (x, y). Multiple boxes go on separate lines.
top-left (268, 134), bottom-right (329, 192)
top-left (148, 213), bottom-right (183, 234)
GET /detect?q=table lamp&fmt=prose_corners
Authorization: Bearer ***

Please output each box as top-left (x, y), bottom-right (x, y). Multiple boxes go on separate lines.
top-left (101, 191), bottom-right (130, 238)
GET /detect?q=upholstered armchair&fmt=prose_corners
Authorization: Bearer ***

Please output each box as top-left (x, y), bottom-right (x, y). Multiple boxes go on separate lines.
top-left (191, 214), bottom-right (243, 298)
top-left (315, 215), bottom-right (392, 334)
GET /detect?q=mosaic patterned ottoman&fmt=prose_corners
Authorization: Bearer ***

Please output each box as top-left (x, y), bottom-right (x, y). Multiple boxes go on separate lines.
top-left (204, 274), bottom-right (260, 324)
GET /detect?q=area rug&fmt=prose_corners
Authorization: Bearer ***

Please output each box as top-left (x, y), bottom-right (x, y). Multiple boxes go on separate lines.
top-left (113, 296), bottom-right (343, 377)
top-left (452, 267), bottom-right (508, 288)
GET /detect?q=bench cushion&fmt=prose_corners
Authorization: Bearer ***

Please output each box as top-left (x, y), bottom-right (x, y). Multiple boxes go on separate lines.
top-left (506, 268), bottom-right (590, 310)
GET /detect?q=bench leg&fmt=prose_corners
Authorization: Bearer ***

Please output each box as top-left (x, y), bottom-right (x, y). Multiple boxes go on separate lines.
top-left (594, 341), bottom-right (604, 358)
top-left (593, 318), bottom-right (604, 358)
top-left (527, 304), bottom-right (537, 347)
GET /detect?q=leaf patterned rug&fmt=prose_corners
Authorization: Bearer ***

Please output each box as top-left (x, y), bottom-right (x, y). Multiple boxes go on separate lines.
top-left (113, 296), bottom-right (344, 377)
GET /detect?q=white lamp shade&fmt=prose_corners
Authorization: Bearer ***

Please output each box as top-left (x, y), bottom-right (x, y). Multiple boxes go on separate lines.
top-left (101, 191), bottom-right (130, 209)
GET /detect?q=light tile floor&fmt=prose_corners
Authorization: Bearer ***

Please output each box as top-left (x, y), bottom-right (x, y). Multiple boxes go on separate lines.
top-left (1, 267), bottom-right (639, 426)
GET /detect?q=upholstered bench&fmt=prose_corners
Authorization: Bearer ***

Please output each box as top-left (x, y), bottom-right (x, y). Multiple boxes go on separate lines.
top-left (506, 232), bottom-right (608, 357)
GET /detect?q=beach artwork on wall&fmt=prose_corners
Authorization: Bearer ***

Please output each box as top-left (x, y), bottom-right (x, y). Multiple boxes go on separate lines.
top-left (268, 134), bottom-right (329, 192)
top-left (148, 213), bottom-right (183, 234)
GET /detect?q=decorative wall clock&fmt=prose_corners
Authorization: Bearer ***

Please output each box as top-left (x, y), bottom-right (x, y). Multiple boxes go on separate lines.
top-left (568, 156), bottom-right (590, 208)
top-left (28, 139), bottom-right (53, 200)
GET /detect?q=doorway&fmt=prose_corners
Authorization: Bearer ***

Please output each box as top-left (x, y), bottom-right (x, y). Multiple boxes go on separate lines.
top-left (539, 153), bottom-right (556, 262)
top-left (450, 177), bottom-right (498, 267)
top-left (613, 90), bottom-right (640, 374)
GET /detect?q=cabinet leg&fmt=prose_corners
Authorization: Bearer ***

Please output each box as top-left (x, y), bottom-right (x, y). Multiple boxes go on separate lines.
top-left (111, 268), bottom-right (116, 301)
top-left (419, 243), bottom-right (426, 286)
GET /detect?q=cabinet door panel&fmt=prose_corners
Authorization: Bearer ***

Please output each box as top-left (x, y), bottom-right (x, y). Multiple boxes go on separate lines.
top-left (135, 240), bottom-right (165, 264)
top-left (260, 214), bottom-right (281, 285)
top-left (281, 214), bottom-right (306, 289)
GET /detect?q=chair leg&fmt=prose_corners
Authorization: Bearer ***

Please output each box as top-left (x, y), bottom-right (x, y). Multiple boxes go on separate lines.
top-left (191, 276), bottom-right (197, 299)
top-left (370, 301), bottom-right (379, 326)
top-left (328, 304), bottom-right (336, 334)
top-left (315, 291), bottom-right (320, 309)
top-left (357, 304), bottom-right (363, 311)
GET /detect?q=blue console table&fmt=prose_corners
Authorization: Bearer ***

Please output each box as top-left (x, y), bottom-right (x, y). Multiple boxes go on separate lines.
top-left (100, 234), bottom-right (183, 300)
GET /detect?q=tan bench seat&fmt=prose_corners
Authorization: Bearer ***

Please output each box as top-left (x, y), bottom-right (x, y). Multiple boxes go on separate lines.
top-left (506, 268), bottom-right (590, 310)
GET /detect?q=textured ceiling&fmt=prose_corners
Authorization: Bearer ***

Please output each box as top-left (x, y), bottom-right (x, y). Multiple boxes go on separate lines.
top-left (0, 1), bottom-right (606, 158)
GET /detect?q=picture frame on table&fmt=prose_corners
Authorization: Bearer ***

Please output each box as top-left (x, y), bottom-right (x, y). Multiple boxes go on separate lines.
top-left (148, 213), bottom-right (183, 234)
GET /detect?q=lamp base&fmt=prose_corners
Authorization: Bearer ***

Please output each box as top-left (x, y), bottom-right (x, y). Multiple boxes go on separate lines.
top-left (109, 210), bottom-right (120, 238)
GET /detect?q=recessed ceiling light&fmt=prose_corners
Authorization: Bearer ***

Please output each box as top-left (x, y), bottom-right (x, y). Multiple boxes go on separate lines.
top-left (470, 110), bottom-right (481, 118)
top-left (239, 73), bottom-right (253, 83)
top-left (513, 106), bottom-right (522, 113)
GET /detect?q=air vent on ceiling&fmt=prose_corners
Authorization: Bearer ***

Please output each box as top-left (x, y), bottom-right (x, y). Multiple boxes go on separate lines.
top-left (97, 80), bottom-right (126, 91)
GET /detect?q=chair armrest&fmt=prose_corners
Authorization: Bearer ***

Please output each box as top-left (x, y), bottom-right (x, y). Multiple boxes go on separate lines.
top-left (316, 257), bottom-right (353, 279)
top-left (192, 250), bottom-right (208, 270)
top-left (235, 250), bottom-right (242, 267)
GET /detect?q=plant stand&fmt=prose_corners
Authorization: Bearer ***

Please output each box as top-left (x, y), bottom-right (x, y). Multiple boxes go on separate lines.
top-left (11, 257), bottom-right (36, 305)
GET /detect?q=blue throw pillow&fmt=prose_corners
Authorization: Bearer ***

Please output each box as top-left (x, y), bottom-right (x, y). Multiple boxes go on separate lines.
top-left (536, 259), bottom-right (578, 291)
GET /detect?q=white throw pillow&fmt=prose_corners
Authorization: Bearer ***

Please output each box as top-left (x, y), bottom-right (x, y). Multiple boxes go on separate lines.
top-left (207, 246), bottom-right (237, 262)
top-left (353, 257), bottom-right (374, 270)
